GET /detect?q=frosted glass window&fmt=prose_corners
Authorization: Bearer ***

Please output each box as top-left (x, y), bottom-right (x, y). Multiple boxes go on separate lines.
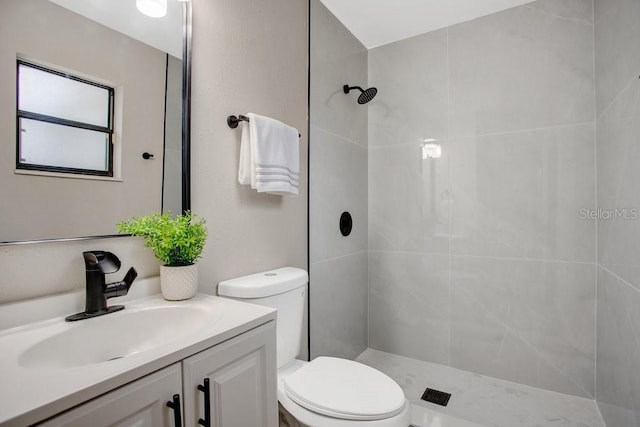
top-left (16, 61), bottom-right (114, 176)
top-left (18, 63), bottom-right (111, 127)
top-left (19, 119), bottom-right (109, 172)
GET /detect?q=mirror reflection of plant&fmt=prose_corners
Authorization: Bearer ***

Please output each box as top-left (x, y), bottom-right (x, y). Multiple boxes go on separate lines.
top-left (117, 212), bottom-right (207, 267)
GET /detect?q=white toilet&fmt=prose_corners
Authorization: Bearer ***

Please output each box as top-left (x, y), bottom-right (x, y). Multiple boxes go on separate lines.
top-left (218, 267), bottom-right (411, 427)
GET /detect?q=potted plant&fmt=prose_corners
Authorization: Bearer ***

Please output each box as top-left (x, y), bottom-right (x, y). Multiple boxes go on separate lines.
top-left (117, 212), bottom-right (207, 301)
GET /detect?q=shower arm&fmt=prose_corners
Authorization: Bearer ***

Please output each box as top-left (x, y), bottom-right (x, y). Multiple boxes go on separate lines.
top-left (343, 85), bottom-right (364, 94)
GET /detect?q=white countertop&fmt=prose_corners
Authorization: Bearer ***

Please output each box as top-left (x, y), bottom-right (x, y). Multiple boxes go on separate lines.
top-left (0, 286), bottom-right (276, 426)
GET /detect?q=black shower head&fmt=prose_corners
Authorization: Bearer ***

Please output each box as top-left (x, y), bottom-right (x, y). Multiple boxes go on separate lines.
top-left (343, 84), bottom-right (378, 104)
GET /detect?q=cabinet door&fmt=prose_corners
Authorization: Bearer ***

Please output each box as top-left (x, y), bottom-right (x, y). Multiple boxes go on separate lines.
top-left (183, 321), bottom-right (277, 427)
top-left (38, 364), bottom-right (183, 427)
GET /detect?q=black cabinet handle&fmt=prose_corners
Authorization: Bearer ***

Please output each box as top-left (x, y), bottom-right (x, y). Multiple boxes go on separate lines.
top-left (166, 394), bottom-right (183, 427)
top-left (197, 378), bottom-right (211, 427)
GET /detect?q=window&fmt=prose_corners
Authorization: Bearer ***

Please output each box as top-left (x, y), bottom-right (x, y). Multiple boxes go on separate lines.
top-left (16, 60), bottom-right (115, 176)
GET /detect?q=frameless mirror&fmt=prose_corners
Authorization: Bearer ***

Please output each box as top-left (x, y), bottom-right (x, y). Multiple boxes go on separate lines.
top-left (0, 0), bottom-right (191, 244)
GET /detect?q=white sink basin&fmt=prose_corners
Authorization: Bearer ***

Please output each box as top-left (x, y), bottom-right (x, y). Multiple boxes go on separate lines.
top-left (19, 304), bottom-right (216, 369)
top-left (0, 289), bottom-right (277, 427)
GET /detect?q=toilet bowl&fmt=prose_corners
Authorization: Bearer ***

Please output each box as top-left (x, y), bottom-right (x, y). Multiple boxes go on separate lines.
top-left (277, 359), bottom-right (411, 427)
top-left (218, 267), bottom-right (411, 427)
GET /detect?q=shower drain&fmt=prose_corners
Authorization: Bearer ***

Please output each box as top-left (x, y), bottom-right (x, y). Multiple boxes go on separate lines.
top-left (421, 388), bottom-right (452, 407)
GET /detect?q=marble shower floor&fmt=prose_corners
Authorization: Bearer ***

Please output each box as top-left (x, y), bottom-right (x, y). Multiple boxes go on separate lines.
top-left (356, 349), bottom-right (605, 427)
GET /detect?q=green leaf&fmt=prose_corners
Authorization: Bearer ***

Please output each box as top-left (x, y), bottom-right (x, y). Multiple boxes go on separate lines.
top-left (117, 211), bottom-right (207, 266)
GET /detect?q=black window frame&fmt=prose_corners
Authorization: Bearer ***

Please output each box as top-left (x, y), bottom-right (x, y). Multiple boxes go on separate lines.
top-left (16, 60), bottom-right (115, 177)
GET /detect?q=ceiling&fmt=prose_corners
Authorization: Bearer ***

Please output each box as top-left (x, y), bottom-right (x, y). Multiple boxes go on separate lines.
top-left (319, 0), bottom-right (536, 48)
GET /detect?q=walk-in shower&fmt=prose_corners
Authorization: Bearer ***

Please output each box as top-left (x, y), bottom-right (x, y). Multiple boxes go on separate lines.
top-left (310, 0), bottom-right (633, 425)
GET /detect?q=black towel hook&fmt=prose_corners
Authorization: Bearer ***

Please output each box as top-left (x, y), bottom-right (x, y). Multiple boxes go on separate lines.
top-left (227, 115), bottom-right (249, 129)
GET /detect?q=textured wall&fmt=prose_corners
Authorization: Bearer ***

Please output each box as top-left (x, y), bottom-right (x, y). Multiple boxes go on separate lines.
top-left (594, 0), bottom-right (640, 424)
top-left (309, 0), bottom-right (369, 360)
top-left (0, 237), bottom-right (158, 304)
top-left (190, 0), bottom-right (308, 292)
top-left (367, 0), bottom-right (597, 398)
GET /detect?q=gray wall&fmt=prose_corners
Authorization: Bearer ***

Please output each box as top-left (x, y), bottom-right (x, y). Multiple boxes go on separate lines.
top-left (191, 0), bottom-right (308, 292)
top-left (367, 0), bottom-right (597, 398)
top-left (594, 0), bottom-right (640, 424)
top-left (309, 0), bottom-right (369, 360)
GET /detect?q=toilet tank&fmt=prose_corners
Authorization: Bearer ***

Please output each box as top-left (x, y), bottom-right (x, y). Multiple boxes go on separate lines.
top-left (218, 267), bottom-right (308, 368)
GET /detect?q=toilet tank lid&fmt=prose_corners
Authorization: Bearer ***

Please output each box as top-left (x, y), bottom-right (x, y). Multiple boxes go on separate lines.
top-left (218, 267), bottom-right (308, 298)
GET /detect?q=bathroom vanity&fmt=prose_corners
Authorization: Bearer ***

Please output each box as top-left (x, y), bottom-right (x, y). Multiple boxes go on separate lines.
top-left (0, 281), bottom-right (278, 427)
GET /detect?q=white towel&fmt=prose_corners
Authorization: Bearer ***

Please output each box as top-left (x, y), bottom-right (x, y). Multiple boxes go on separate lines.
top-left (238, 113), bottom-right (300, 195)
top-left (238, 122), bottom-right (252, 185)
top-left (255, 166), bottom-right (299, 183)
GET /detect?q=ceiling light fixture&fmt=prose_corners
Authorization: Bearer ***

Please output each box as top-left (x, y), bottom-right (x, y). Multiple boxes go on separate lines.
top-left (136, 0), bottom-right (167, 18)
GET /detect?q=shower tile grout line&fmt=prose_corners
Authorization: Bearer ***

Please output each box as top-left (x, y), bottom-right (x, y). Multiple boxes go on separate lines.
top-left (310, 250), bottom-right (368, 266)
top-left (591, 0), bottom-right (600, 412)
top-left (367, 120), bottom-right (596, 150)
top-left (367, 49), bottom-right (372, 354)
top-left (443, 120), bottom-right (597, 140)
top-left (596, 76), bottom-right (640, 260)
top-left (310, 124), bottom-right (367, 149)
top-left (446, 25), bottom-right (452, 369)
top-left (369, 249), bottom-right (597, 266)
top-left (366, 51), bottom-right (371, 356)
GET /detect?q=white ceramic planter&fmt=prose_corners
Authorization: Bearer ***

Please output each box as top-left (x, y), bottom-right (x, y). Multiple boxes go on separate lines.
top-left (160, 264), bottom-right (198, 301)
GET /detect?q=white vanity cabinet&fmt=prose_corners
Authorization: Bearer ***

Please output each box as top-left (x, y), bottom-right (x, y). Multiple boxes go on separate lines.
top-left (183, 321), bottom-right (277, 427)
top-left (36, 322), bottom-right (277, 427)
top-left (38, 364), bottom-right (183, 427)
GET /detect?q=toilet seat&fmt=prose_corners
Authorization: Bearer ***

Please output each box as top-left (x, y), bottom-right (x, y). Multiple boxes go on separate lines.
top-left (278, 392), bottom-right (411, 427)
top-left (281, 357), bottom-right (408, 425)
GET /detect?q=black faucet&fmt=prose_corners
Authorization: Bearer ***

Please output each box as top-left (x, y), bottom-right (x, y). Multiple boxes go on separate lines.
top-left (65, 251), bottom-right (138, 322)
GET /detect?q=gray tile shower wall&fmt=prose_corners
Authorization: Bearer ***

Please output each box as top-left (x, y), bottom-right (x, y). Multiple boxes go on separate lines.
top-left (369, 251), bottom-right (450, 365)
top-left (596, 80), bottom-right (640, 289)
top-left (367, 0), bottom-right (597, 398)
top-left (447, 3), bottom-right (595, 138)
top-left (449, 125), bottom-right (596, 263)
top-left (594, 0), bottom-right (640, 424)
top-left (593, 0), bottom-right (640, 116)
top-left (310, 252), bottom-right (368, 360)
top-left (450, 256), bottom-right (596, 397)
top-left (309, 0), bottom-right (369, 359)
top-left (596, 267), bottom-right (640, 427)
